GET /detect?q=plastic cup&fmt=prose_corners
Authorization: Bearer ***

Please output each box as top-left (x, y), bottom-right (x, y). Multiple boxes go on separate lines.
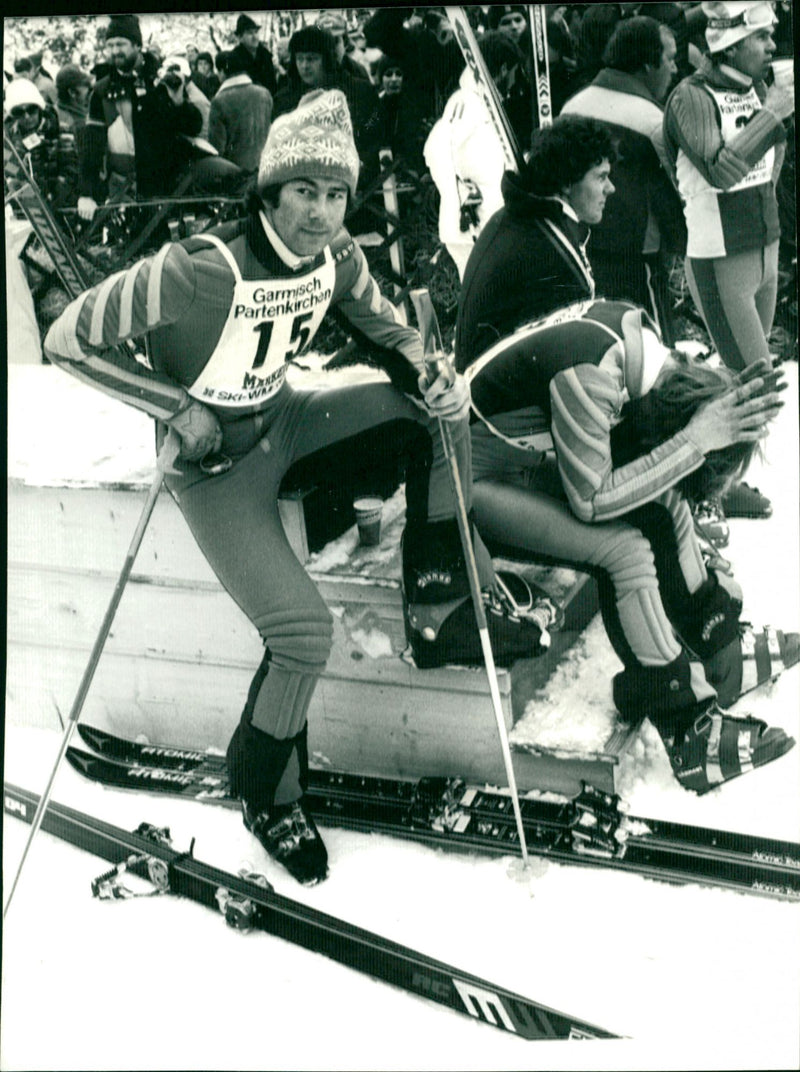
top-left (771, 59), bottom-right (794, 90)
top-left (353, 497), bottom-right (383, 546)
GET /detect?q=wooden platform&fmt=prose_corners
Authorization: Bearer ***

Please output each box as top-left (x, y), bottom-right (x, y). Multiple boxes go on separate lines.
top-left (6, 365), bottom-right (635, 796)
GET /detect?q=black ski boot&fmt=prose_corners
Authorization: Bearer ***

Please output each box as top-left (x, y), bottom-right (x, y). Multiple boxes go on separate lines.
top-left (664, 702), bottom-right (795, 795)
top-left (241, 798), bottom-right (328, 886)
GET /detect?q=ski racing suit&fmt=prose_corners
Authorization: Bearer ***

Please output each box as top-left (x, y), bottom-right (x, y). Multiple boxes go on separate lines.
top-left (464, 299), bottom-right (745, 735)
top-left (659, 58), bottom-right (787, 370)
top-left (44, 207), bottom-right (490, 810)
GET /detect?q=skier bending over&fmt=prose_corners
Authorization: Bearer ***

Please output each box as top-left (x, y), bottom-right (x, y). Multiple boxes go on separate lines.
top-left (462, 298), bottom-right (798, 794)
top-left (44, 90), bottom-right (544, 885)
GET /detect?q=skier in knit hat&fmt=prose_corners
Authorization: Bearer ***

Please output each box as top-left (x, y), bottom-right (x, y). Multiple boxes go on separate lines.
top-left (659, 1), bottom-right (794, 529)
top-left (45, 89), bottom-right (547, 887)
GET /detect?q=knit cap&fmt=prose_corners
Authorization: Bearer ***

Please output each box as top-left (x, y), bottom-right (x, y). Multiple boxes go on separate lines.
top-left (55, 63), bottom-right (92, 98)
top-left (257, 89), bottom-right (360, 197)
top-left (106, 14), bottom-right (142, 47)
top-left (702, 2), bottom-right (777, 53)
top-left (5, 77), bottom-right (46, 114)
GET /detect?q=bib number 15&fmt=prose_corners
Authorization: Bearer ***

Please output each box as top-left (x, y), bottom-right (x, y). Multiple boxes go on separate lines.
top-left (252, 312), bottom-right (314, 369)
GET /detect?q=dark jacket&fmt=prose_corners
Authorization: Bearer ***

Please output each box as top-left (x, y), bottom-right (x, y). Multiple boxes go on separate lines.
top-left (455, 171), bottom-right (594, 370)
top-left (228, 41), bottom-right (277, 96)
top-left (208, 74), bottom-right (272, 173)
top-left (274, 68), bottom-right (378, 169)
top-left (80, 53), bottom-right (202, 200)
top-left (5, 104), bottom-right (78, 211)
top-left (561, 68), bottom-right (686, 256)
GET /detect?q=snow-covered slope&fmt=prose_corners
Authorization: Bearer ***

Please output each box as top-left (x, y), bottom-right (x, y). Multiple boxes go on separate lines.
top-left (3, 364), bottom-right (799, 1071)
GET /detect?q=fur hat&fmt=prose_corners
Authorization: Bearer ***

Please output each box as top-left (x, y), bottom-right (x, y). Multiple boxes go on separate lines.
top-left (5, 77), bottom-right (46, 114)
top-left (257, 89), bottom-right (360, 197)
top-left (702, 2), bottom-right (777, 53)
top-left (106, 14), bottom-right (142, 47)
top-left (55, 63), bottom-right (92, 99)
top-left (236, 13), bottom-right (259, 36)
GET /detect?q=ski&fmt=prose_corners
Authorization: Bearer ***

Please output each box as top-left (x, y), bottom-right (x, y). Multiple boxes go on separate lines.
top-left (4, 126), bottom-right (96, 297)
top-left (66, 727), bottom-right (800, 902)
top-left (529, 6), bottom-right (553, 129)
top-left (3, 781), bottom-right (620, 1040)
top-left (445, 7), bottom-right (524, 172)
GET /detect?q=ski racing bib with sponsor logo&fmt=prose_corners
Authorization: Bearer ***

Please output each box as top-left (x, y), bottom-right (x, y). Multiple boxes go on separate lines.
top-left (187, 234), bottom-right (335, 407)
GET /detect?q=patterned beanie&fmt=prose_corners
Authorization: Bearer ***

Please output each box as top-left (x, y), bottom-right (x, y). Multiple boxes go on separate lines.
top-left (106, 14), bottom-right (143, 47)
top-left (257, 89), bottom-right (360, 197)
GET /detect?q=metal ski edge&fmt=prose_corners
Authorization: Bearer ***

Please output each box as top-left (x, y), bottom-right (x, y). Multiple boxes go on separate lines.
top-left (72, 725), bottom-right (800, 873)
top-left (2, 781), bottom-right (621, 1041)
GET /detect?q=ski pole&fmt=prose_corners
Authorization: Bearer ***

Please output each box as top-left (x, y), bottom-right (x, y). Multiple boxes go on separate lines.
top-left (408, 289), bottom-right (530, 867)
top-left (3, 430), bottom-right (181, 919)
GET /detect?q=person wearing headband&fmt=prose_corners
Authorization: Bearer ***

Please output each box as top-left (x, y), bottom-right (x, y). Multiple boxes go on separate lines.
top-left (462, 297), bottom-right (797, 796)
top-left (659, 1), bottom-right (794, 524)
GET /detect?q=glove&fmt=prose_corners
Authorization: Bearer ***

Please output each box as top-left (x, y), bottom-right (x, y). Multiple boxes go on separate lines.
top-left (77, 196), bottom-right (98, 221)
top-left (417, 368), bottom-right (471, 423)
top-left (166, 399), bottom-right (223, 461)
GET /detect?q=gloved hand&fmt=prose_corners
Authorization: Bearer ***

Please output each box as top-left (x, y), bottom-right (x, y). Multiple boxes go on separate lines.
top-left (417, 367), bottom-right (471, 423)
top-left (77, 196), bottom-right (98, 221)
top-left (166, 399), bottom-right (223, 461)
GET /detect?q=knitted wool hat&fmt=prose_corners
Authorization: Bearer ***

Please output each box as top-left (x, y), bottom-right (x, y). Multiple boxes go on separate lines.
top-left (236, 13), bottom-right (259, 36)
top-left (55, 63), bottom-right (92, 99)
top-left (702, 1), bottom-right (777, 53)
top-left (5, 77), bottom-right (46, 114)
top-left (257, 89), bottom-right (360, 197)
top-left (106, 14), bottom-right (143, 47)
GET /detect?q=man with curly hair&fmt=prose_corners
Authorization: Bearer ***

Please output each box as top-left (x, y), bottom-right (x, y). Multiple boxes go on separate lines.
top-left (455, 115), bottom-right (615, 371)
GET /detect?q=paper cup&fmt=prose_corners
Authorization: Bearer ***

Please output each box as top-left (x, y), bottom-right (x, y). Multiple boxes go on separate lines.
top-left (354, 497), bottom-right (383, 546)
top-left (771, 59), bottom-right (794, 90)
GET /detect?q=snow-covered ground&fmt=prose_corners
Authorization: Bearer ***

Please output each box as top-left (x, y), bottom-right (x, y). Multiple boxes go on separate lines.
top-left (3, 362), bottom-right (799, 1071)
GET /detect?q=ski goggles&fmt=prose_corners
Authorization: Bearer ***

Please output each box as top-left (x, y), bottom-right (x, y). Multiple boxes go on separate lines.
top-left (10, 105), bottom-right (42, 118)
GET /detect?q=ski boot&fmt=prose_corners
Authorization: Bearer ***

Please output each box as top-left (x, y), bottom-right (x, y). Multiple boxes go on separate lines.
top-left (664, 702), bottom-right (795, 795)
top-left (693, 499), bottom-right (729, 549)
top-left (241, 798), bottom-right (328, 887)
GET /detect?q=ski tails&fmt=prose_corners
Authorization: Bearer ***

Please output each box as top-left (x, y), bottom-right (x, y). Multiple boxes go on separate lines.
top-left (529, 6), bottom-right (553, 129)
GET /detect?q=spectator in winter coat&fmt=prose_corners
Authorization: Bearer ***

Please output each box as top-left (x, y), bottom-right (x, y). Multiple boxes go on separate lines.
top-left (658, 0), bottom-right (794, 522)
top-left (462, 297), bottom-right (796, 794)
top-left (15, 52), bottom-right (57, 107)
top-left (228, 13), bottom-right (277, 96)
top-left (44, 89), bottom-right (543, 887)
top-left (486, 5), bottom-right (534, 148)
top-left (316, 12), bottom-right (371, 83)
top-left (363, 7), bottom-right (463, 123)
top-left (4, 77), bottom-right (77, 211)
top-left (456, 115), bottom-right (615, 370)
top-left (361, 56), bottom-right (428, 176)
top-left (55, 64), bottom-right (92, 135)
top-left (273, 26), bottom-right (378, 171)
top-left (161, 55), bottom-right (211, 139)
top-left (208, 49), bottom-right (272, 175)
top-left (193, 52), bottom-right (220, 101)
top-left (424, 32), bottom-right (523, 280)
top-left (561, 16), bottom-right (685, 343)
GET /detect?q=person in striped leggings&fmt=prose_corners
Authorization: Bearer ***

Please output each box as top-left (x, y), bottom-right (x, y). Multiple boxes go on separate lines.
top-left (462, 298), bottom-right (798, 794)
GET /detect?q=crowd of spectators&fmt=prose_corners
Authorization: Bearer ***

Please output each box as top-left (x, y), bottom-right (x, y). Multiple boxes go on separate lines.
top-left (4, 4), bottom-right (796, 342)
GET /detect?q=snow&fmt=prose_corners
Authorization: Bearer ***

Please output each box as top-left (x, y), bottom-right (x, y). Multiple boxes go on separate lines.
top-left (3, 362), bottom-right (800, 1071)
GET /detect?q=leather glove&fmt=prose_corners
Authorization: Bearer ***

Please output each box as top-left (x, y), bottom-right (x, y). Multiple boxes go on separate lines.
top-left (417, 368), bottom-right (471, 423)
top-left (166, 399), bottom-right (223, 461)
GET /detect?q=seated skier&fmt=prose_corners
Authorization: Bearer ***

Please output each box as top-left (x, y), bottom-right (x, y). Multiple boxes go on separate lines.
top-left (461, 298), bottom-right (798, 794)
top-left (44, 90), bottom-right (545, 887)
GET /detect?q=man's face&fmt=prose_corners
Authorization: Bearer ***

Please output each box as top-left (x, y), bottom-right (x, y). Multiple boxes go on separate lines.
top-left (295, 51), bottom-right (325, 88)
top-left (726, 28), bottom-right (776, 81)
top-left (197, 58), bottom-right (212, 77)
top-left (647, 27), bottom-right (678, 102)
top-left (106, 36), bottom-right (139, 73)
top-left (562, 159), bottom-right (614, 224)
top-left (498, 12), bottom-right (527, 43)
top-left (267, 178), bottom-right (349, 257)
top-left (240, 28), bottom-right (259, 53)
top-left (71, 83), bottom-right (91, 108)
top-left (381, 67), bottom-right (403, 95)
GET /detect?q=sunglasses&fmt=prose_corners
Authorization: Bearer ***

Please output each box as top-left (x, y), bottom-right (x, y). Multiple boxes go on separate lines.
top-left (11, 105), bottom-right (41, 118)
